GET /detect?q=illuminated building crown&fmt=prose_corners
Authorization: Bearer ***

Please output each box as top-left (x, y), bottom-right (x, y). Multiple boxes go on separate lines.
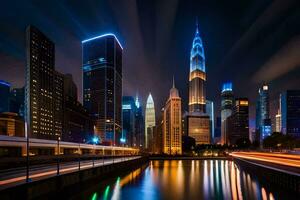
top-left (190, 22), bottom-right (205, 72)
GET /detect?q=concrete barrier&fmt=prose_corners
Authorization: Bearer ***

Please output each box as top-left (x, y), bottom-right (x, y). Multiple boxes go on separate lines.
top-left (0, 157), bottom-right (148, 199)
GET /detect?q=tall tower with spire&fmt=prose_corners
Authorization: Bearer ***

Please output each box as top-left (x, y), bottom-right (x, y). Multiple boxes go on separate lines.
top-left (189, 22), bottom-right (206, 113)
top-left (163, 78), bottom-right (182, 154)
top-left (185, 21), bottom-right (211, 145)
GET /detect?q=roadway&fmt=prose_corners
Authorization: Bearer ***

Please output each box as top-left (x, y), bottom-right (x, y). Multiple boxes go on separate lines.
top-left (0, 156), bottom-right (141, 190)
top-left (230, 152), bottom-right (300, 175)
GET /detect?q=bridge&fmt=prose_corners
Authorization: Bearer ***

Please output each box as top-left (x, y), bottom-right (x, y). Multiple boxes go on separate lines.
top-left (230, 152), bottom-right (300, 192)
top-left (0, 135), bottom-right (139, 156)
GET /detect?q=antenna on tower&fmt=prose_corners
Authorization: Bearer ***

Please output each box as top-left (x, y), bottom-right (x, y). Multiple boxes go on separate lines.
top-left (172, 75), bottom-right (175, 88)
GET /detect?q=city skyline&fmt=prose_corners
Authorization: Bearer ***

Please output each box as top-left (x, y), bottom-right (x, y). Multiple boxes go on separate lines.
top-left (0, 1), bottom-right (299, 199)
top-left (1, 0), bottom-right (300, 128)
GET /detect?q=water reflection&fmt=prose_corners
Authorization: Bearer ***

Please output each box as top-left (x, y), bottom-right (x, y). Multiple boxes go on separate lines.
top-left (89, 160), bottom-right (297, 200)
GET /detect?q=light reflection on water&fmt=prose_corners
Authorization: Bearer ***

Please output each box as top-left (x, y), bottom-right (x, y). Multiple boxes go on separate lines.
top-left (89, 160), bottom-right (297, 200)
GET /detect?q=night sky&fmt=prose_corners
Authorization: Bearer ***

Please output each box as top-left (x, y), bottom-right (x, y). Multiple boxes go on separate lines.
top-left (1, 0), bottom-right (300, 129)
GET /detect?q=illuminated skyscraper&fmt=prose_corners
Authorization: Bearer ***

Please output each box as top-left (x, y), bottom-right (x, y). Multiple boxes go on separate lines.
top-left (25, 26), bottom-right (63, 140)
top-left (189, 22), bottom-right (206, 113)
top-left (256, 84), bottom-right (271, 143)
top-left (221, 82), bottom-right (234, 145)
top-left (163, 79), bottom-right (182, 155)
top-left (145, 93), bottom-right (155, 149)
top-left (186, 22), bottom-right (210, 144)
top-left (82, 34), bottom-right (122, 145)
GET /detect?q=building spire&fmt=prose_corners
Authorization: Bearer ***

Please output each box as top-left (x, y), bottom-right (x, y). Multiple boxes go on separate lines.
top-left (172, 75), bottom-right (175, 88)
top-left (196, 17), bottom-right (199, 34)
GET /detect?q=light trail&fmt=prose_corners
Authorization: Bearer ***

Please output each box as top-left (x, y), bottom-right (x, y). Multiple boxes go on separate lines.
top-left (230, 152), bottom-right (300, 168)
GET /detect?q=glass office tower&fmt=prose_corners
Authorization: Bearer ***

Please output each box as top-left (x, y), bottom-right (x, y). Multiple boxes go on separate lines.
top-left (82, 34), bottom-right (122, 145)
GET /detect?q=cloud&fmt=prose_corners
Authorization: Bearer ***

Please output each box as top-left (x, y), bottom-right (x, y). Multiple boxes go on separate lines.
top-left (253, 35), bottom-right (300, 83)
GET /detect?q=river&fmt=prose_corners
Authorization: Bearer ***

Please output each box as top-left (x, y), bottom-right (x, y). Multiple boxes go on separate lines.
top-left (76, 160), bottom-right (298, 200)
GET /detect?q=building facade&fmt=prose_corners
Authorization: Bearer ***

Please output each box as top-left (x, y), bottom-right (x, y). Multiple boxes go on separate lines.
top-left (25, 26), bottom-right (63, 140)
top-left (221, 82), bottom-right (234, 145)
top-left (280, 90), bottom-right (300, 138)
top-left (206, 100), bottom-right (215, 143)
top-left (163, 80), bottom-right (182, 155)
top-left (227, 98), bottom-right (249, 145)
top-left (0, 112), bottom-right (25, 137)
top-left (82, 34), bottom-right (122, 145)
top-left (0, 80), bottom-right (10, 113)
top-left (63, 74), bottom-right (93, 143)
top-left (134, 95), bottom-right (144, 148)
top-left (122, 96), bottom-right (136, 146)
top-left (145, 93), bottom-right (155, 149)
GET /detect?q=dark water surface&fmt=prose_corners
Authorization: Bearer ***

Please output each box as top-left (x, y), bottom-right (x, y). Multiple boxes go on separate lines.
top-left (76, 160), bottom-right (298, 200)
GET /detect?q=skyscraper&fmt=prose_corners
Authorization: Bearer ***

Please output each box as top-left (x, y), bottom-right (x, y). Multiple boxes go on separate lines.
top-left (221, 82), bottom-right (234, 145)
top-left (134, 94), bottom-right (144, 148)
top-left (275, 94), bottom-right (281, 132)
top-left (25, 26), bottom-right (63, 140)
top-left (82, 34), bottom-right (122, 145)
top-left (256, 84), bottom-right (272, 143)
top-left (186, 22), bottom-right (211, 144)
top-left (189, 23), bottom-right (206, 113)
top-left (122, 96), bottom-right (136, 146)
top-left (280, 90), bottom-right (300, 138)
top-left (163, 79), bottom-right (182, 155)
top-left (227, 98), bottom-right (249, 145)
top-left (145, 93), bottom-right (155, 149)
top-left (206, 100), bottom-right (215, 143)
top-left (0, 80), bottom-right (10, 113)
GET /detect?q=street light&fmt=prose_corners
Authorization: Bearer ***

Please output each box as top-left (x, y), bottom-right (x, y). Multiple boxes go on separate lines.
top-left (57, 136), bottom-right (61, 175)
top-left (92, 136), bottom-right (99, 167)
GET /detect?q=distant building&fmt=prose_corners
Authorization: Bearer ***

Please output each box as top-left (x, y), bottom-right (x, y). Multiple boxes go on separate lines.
top-left (63, 74), bottom-right (93, 143)
top-left (153, 110), bottom-right (163, 154)
top-left (214, 117), bottom-right (221, 144)
top-left (25, 26), bottom-right (63, 140)
top-left (82, 34), bottom-right (122, 145)
top-left (134, 95), bottom-right (144, 148)
top-left (0, 112), bottom-right (25, 137)
top-left (280, 90), bottom-right (300, 138)
top-left (206, 100), bottom-right (214, 143)
top-left (256, 84), bottom-right (272, 143)
top-left (227, 98), bottom-right (249, 145)
top-left (275, 94), bottom-right (282, 132)
top-left (122, 96), bottom-right (136, 146)
top-left (163, 80), bottom-right (182, 155)
top-left (145, 93), bottom-right (155, 149)
top-left (10, 87), bottom-right (25, 119)
top-left (0, 80), bottom-right (10, 113)
top-left (221, 82), bottom-right (234, 145)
